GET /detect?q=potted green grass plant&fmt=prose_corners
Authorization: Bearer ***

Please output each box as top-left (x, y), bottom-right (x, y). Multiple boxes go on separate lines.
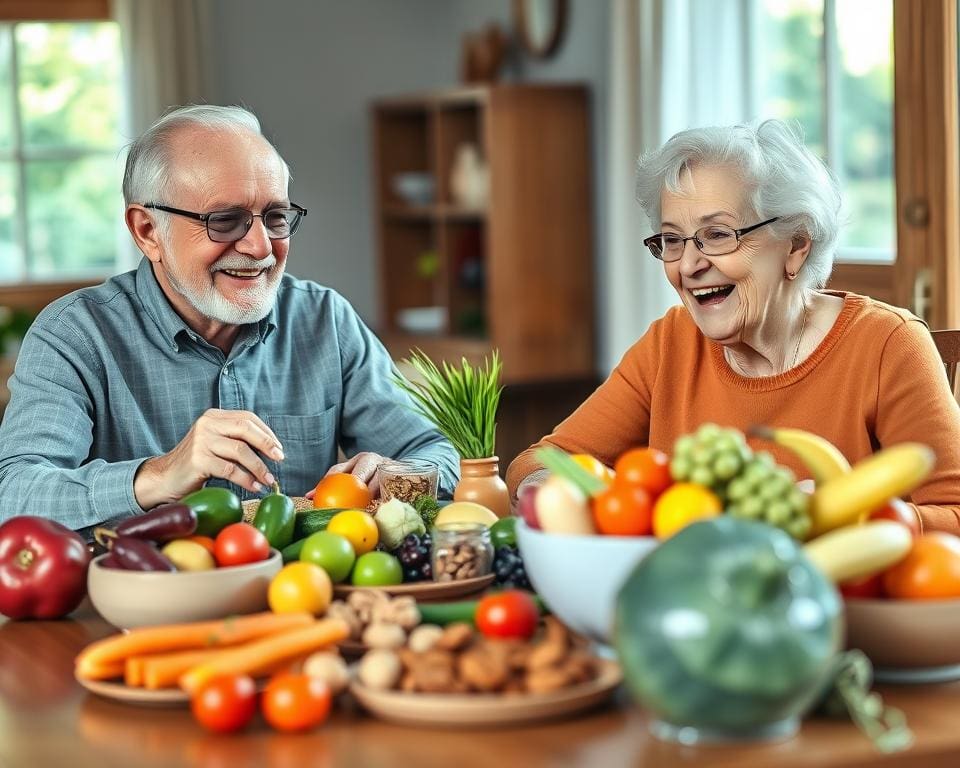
top-left (393, 349), bottom-right (509, 517)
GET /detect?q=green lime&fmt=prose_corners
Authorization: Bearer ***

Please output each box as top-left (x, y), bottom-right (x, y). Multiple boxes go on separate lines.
top-left (299, 531), bottom-right (356, 583)
top-left (351, 551), bottom-right (403, 587)
top-left (489, 517), bottom-right (518, 548)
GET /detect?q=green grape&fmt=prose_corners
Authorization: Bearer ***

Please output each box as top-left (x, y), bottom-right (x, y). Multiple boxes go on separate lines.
top-left (788, 488), bottom-right (809, 515)
top-left (670, 456), bottom-right (692, 481)
top-left (726, 476), bottom-right (749, 501)
top-left (673, 434), bottom-right (696, 458)
top-left (737, 496), bottom-right (765, 519)
top-left (713, 434), bottom-right (742, 455)
top-left (766, 501), bottom-right (792, 526)
top-left (712, 453), bottom-right (740, 480)
top-left (754, 451), bottom-right (776, 470)
top-left (691, 446), bottom-right (714, 467)
top-left (690, 466), bottom-right (715, 488)
top-left (759, 478), bottom-right (785, 502)
top-left (744, 462), bottom-right (772, 485)
top-left (696, 423), bottom-right (722, 442)
top-left (788, 516), bottom-right (812, 540)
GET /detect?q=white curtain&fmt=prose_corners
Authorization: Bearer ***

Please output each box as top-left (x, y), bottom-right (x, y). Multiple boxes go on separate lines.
top-left (604, 0), bottom-right (752, 371)
top-left (113, 0), bottom-right (212, 136)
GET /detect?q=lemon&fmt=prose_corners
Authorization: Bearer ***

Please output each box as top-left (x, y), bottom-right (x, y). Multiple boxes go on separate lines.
top-left (326, 509), bottom-right (379, 555)
top-left (652, 483), bottom-right (722, 539)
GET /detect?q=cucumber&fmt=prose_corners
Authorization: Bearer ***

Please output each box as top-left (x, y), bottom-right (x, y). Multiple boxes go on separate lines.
top-left (280, 537), bottom-right (307, 564)
top-left (418, 593), bottom-right (549, 626)
top-left (292, 508), bottom-right (345, 539)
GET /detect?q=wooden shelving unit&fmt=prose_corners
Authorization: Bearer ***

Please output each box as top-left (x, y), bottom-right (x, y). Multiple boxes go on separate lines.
top-left (371, 84), bottom-right (595, 386)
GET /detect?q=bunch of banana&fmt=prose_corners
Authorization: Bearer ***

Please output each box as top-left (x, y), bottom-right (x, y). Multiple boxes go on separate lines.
top-left (749, 425), bottom-right (851, 484)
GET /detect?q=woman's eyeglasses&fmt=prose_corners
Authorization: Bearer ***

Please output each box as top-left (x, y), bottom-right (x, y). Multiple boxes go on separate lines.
top-left (644, 217), bottom-right (779, 261)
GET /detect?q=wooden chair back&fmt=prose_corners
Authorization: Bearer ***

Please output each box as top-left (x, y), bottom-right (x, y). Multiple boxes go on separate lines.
top-left (931, 329), bottom-right (960, 397)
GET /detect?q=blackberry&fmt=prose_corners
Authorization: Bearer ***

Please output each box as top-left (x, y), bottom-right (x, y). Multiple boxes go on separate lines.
top-left (492, 545), bottom-right (530, 590)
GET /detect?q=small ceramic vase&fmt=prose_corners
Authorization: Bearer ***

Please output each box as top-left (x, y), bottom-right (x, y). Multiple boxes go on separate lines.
top-left (453, 457), bottom-right (510, 518)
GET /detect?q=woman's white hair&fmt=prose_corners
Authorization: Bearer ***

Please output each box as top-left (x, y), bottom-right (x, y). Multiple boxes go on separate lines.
top-left (635, 119), bottom-right (842, 289)
top-left (122, 104), bottom-right (291, 240)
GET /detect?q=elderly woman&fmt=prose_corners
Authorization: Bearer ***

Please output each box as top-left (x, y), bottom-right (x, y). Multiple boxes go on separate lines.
top-left (506, 119), bottom-right (960, 533)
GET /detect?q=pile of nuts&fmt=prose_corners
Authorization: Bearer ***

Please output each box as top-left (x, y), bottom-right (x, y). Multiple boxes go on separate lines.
top-left (434, 541), bottom-right (491, 582)
top-left (381, 473), bottom-right (434, 503)
top-left (327, 590), bottom-right (421, 651)
top-left (357, 617), bottom-right (599, 694)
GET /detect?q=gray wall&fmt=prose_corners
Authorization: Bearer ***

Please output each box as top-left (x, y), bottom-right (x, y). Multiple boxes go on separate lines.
top-left (209, 0), bottom-right (611, 369)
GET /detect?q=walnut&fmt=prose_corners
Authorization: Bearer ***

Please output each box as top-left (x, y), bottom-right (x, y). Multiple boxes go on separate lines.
top-left (409, 651), bottom-right (456, 693)
top-left (371, 595), bottom-right (421, 630)
top-left (458, 645), bottom-right (509, 692)
top-left (347, 589), bottom-right (390, 624)
top-left (362, 622), bottom-right (407, 650)
top-left (326, 601), bottom-right (362, 640)
top-left (358, 649), bottom-right (402, 690)
top-left (525, 666), bottom-right (572, 694)
top-left (407, 624), bottom-right (444, 653)
top-left (435, 622), bottom-right (473, 652)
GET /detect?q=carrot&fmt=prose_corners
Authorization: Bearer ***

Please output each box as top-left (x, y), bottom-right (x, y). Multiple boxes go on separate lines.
top-left (125, 657), bottom-right (144, 687)
top-left (179, 618), bottom-right (349, 694)
top-left (75, 612), bottom-right (314, 680)
top-left (139, 648), bottom-right (235, 690)
top-left (77, 659), bottom-right (125, 681)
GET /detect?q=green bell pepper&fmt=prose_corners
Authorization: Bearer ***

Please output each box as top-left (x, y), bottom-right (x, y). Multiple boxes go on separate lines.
top-left (252, 483), bottom-right (296, 549)
top-left (181, 487), bottom-right (243, 538)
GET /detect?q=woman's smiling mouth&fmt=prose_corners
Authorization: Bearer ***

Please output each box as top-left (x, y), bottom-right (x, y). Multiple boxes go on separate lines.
top-left (690, 284), bottom-right (735, 305)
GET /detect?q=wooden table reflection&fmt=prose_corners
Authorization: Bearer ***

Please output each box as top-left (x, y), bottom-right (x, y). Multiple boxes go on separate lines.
top-left (2, 608), bottom-right (960, 768)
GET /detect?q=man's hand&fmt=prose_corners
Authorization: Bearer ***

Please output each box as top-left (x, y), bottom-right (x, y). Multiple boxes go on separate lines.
top-left (134, 409), bottom-right (284, 509)
top-left (305, 452), bottom-right (386, 500)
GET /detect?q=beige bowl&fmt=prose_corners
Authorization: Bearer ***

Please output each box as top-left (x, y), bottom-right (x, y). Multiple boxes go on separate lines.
top-left (844, 597), bottom-right (960, 669)
top-left (87, 550), bottom-right (282, 629)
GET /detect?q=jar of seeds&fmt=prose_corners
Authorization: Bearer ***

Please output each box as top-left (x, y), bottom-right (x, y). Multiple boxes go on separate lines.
top-left (431, 522), bottom-right (494, 582)
top-left (378, 458), bottom-right (439, 504)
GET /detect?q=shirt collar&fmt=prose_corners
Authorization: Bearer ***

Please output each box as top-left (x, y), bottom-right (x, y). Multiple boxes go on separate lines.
top-left (135, 258), bottom-right (279, 351)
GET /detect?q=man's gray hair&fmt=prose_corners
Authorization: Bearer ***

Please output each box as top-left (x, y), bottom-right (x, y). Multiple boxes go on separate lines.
top-left (122, 104), bottom-right (291, 211)
top-left (635, 119), bottom-right (842, 289)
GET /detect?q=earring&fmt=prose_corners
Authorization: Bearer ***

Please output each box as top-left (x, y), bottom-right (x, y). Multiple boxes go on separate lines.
top-left (786, 270), bottom-right (797, 280)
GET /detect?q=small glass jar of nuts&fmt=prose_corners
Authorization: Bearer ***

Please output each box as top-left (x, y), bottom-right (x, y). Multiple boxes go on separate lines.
top-left (430, 522), bottom-right (494, 582)
top-left (377, 458), bottom-right (439, 504)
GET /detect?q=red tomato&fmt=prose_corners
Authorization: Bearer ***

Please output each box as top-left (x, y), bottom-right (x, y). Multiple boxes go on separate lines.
top-left (883, 532), bottom-right (960, 599)
top-left (191, 674), bottom-right (257, 733)
top-left (614, 448), bottom-right (671, 498)
top-left (475, 590), bottom-right (540, 640)
top-left (591, 483), bottom-right (652, 536)
top-left (262, 673), bottom-right (331, 732)
top-left (214, 523), bottom-right (270, 567)
top-left (865, 498), bottom-right (921, 538)
top-left (839, 572), bottom-right (885, 599)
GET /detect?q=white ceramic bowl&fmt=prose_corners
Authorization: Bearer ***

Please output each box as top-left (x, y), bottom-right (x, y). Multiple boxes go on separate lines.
top-left (396, 306), bottom-right (446, 334)
top-left (844, 597), bottom-right (960, 669)
top-left (87, 550), bottom-right (282, 629)
top-left (392, 172), bottom-right (435, 205)
top-left (516, 520), bottom-right (659, 644)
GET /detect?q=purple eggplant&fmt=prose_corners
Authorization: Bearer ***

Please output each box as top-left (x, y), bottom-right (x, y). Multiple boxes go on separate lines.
top-left (110, 535), bottom-right (176, 572)
top-left (115, 503), bottom-right (197, 543)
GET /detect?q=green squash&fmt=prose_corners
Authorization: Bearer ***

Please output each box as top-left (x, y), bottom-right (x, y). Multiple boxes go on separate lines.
top-left (614, 517), bottom-right (843, 738)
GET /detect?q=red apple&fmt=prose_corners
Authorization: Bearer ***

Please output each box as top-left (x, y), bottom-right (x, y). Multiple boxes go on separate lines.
top-left (865, 497), bottom-right (921, 538)
top-left (517, 484), bottom-right (541, 530)
top-left (839, 572), bottom-right (885, 599)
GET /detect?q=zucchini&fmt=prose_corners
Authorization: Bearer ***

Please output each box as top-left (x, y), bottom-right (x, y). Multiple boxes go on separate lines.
top-left (280, 537), bottom-right (307, 564)
top-left (418, 593), bottom-right (549, 627)
top-left (293, 508), bottom-right (345, 539)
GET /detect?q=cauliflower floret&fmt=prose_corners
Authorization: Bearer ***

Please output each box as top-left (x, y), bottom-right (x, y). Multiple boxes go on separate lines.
top-left (373, 498), bottom-right (426, 550)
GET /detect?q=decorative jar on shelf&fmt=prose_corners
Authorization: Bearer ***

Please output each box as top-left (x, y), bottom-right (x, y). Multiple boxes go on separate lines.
top-left (453, 456), bottom-right (510, 519)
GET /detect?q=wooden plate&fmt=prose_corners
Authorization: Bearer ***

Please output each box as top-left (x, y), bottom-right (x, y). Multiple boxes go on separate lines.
top-left (76, 676), bottom-right (189, 707)
top-left (349, 658), bottom-right (622, 728)
top-left (333, 573), bottom-right (494, 601)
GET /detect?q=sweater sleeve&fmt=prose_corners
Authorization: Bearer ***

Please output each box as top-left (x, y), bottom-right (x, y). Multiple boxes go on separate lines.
top-left (505, 321), bottom-right (660, 500)
top-left (875, 320), bottom-right (960, 533)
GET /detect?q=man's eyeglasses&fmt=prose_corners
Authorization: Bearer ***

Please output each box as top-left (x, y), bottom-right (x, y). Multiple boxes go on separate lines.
top-left (643, 217), bottom-right (779, 261)
top-left (142, 203), bottom-right (307, 243)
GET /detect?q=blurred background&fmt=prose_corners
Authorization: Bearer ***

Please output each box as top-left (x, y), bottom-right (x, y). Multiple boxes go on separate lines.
top-left (0, 0), bottom-right (956, 464)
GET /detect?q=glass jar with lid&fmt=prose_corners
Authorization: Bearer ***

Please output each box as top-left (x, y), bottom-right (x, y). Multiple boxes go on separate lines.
top-left (377, 458), bottom-right (439, 504)
top-left (431, 521), bottom-right (494, 582)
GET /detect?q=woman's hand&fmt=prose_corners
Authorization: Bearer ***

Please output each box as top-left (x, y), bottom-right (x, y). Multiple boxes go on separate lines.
top-left (134, 409), bottom-right (284, 509)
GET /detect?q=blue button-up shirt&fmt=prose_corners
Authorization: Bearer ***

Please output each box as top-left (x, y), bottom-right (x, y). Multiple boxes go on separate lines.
top-left (0, 259), bottom-right (458, 534)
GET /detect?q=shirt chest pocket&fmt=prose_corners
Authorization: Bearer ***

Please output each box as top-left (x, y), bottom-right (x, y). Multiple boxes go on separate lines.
top-left (261, 408), bottom-right (338, 496)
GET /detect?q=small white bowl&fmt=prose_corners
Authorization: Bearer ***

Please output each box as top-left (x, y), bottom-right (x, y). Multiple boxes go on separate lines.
top-left (87, 550), bottom-right (282, 629)
top-left (392, 172), bottom-right (435, 206)
top-left (516, 520), bottom-right (659, 643)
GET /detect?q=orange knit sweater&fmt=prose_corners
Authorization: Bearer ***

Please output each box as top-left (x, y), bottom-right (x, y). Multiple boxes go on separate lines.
top-left (506, 292), bottom-right (960, 533)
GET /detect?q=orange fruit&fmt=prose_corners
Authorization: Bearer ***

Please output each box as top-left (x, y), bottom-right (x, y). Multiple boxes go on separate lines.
top-left (326, 509), bottom-right (379, 555)
top-left (312, 473), bottom-right (372, 510)
top-left (570, 453), bottom-right (616, 485)
top-left (652, 482), bottom-right (722, 539)
top-left (268, 562), bottom-right (332, 615)
top-left (591, 483), bottom-right (652, 536)
top-left (614, 447), bottom-right (672, 498)
top-left (883, 533), bottom-right (960, 599)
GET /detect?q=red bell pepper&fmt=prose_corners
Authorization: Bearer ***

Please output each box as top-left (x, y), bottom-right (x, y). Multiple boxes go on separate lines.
top-left (0, 516), bottom-right (91, 620)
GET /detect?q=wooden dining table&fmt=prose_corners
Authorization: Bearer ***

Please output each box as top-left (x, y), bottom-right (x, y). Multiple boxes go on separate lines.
top-left (2, 607), bottom-right (960, 768)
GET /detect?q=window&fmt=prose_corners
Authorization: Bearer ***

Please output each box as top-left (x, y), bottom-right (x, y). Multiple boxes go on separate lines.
top-left (751, 0), bottom-right (895, 263)
top-left (0, 21), bottom-right (126, 284)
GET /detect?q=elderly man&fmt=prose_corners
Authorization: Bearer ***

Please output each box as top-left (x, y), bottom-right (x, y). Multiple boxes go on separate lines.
top-left (0, 105), bottom-right (458, 533)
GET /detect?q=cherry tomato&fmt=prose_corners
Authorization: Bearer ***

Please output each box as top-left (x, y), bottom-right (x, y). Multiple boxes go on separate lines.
top-left (839, 572), bottom-right (885, 599)
top-left (614, 448), bottom-right (671, 498)
top-left (475, 590), bottom-right (540, 640)
top-left (214, 523), bottom-right (270, 567)
top-left (591, 483), bottom-right (652, 536)
top-left (864, 498), bottom-right (921, 538)
top-left (262, 673), bottom-right (331, 732)
top-left (883, 532), bottom-right (960, 599)
top-left (190, 674), bottom-right (257, 733)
